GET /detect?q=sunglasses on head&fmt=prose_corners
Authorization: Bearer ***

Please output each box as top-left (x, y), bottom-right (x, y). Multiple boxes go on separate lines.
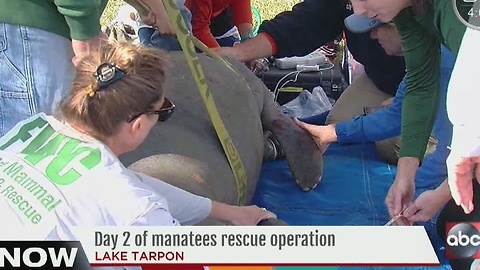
top-left (128, 97), bottom-right (176, 123)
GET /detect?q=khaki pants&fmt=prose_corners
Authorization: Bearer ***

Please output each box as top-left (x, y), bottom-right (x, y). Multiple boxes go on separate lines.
top-left (324, 75), bottom-right (437, 165)
top-left (325, 75), bottom-right (400, 164)
top-left (325, 75), bottom-right (392, 124)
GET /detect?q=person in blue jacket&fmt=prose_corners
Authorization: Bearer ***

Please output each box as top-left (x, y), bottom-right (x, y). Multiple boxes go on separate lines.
top-left (295, 46), bottom-right (456, 224)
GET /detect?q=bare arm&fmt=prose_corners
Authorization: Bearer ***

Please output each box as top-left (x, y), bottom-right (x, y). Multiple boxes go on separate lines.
top-left (216, 0), bottom-right (344, 62)
top-left (229, 0), bottom-right (253, 39)
top-left (71, 33), bottom-right (106, 66)
top-left (216, 33), bottom-right (273, 62)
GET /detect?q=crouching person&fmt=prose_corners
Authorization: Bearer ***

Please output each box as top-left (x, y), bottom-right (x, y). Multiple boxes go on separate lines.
top-left (0, 42), bottom-right (275, 240)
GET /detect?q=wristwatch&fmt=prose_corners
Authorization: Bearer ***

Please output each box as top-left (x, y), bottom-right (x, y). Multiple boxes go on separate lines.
top-left (240, 33), bottom-right (253, 43)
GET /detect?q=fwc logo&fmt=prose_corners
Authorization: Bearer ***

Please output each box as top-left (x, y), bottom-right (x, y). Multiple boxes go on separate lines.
top-left (446, 222), bottom-right (480, 259)
top-left (0, 241), bottom-right (91, 269)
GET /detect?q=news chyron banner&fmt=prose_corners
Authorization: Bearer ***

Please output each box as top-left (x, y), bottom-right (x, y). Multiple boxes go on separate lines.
top-left (0, 226), bottom-right (440, 269)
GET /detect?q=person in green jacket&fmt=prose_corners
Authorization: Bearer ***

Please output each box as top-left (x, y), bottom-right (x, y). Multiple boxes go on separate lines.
top-left (0, 0), bottom-right (174, 138)
top-left (348, 0), bottom-right (470, 219)
top-left (0, 0), bottom-right (108, 138)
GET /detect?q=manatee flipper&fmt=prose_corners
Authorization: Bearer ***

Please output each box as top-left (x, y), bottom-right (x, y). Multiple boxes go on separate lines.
top-left (262, 103), bottom-right (323, 190)
top-left (223, 57), bottom-right (323, 190)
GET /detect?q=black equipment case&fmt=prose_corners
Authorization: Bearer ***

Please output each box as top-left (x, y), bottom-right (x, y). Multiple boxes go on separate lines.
top-left (254, 60), bottom-right (349, 105)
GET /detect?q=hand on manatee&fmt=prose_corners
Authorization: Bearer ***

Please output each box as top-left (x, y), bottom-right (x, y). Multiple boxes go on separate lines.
top-left (293, 119), bottom-right (337, 154)
top-left (229, 205), bottom-right (277, 226)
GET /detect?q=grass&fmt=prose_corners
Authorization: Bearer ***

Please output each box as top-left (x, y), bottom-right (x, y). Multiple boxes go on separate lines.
top-left (251, 0), bottom-right (301, 22)
top-left (100, 0), bottom-right (302, 26)
top-left (101, 0), bottom-right (125, 26)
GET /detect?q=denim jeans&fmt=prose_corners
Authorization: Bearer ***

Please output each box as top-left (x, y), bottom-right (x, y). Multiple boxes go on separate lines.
top-left (0, 23), bottom-right (74, 136)
top-left (298, 110), bottom-right (331, 126)
top-left (216, 36), bottom-right (239, 47)
top-left (138, 0), bottom-right (192, 52)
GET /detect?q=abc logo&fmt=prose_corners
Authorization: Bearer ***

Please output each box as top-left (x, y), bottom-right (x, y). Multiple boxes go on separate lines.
top-left (447, 223), bottom-right (480, 258)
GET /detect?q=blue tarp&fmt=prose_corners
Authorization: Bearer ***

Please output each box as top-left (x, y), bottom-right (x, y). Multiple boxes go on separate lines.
top-left (252, 142), bottom-right (452, 270)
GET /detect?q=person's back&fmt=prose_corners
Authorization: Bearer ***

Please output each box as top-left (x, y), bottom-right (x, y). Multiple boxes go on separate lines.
top-left (0, 114), bottom-right (179, 240)
top-left (186, 0), bottom-right (253, 48)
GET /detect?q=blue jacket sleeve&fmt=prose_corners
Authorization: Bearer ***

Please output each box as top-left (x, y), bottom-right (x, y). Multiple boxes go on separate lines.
top-left (258, 0), bottom-right (345, 58)
top-left (335, 77), bottom-right (407, 143)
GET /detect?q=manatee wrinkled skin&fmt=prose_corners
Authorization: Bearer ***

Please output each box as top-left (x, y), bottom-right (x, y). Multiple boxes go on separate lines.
top-left (120, 52), bottom-right (323, 222)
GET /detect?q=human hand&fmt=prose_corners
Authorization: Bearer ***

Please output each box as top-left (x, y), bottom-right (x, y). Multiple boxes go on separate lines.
top-left (229, 205), bottom-right (277, 226)
top-left (445, 125), bottom-right (480, 214)
top-left (370, 24), bottom-right (403, 57)
top-left (403, 189), bottom-right (448, 223)
top-left (447, 155), bottom-right (480, 214)
top-left (381, 97), bottom-right (394, 107)
top-left (385, 176), bottom-right (415, 221)
top-left (71, 32), bottom-right (107, 66)
top-left (249, 58), bottom-right (270, 73)
top-left (132, 0), bottom-right (176, 35)
top-left (140, 11), bottom-right (175, 35)
top-left (139, 10), bottom-right (156, 26)
top-left (293, 119), bottom-right (337, 154)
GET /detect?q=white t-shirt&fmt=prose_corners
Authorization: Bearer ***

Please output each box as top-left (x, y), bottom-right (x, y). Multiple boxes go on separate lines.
top-left (0, 114), bottom-right (182, 241)
top-left (446, 26), bottom-right (480, 158)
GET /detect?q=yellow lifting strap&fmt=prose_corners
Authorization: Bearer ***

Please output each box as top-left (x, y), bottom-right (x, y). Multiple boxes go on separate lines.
top-left (125, 0), bottom-right (248, 206)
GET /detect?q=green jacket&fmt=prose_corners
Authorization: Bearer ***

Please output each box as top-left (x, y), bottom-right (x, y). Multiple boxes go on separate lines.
top-left (0, 0), bottom-right (108, 40)
top-left (393, 0), bottom-right (466, 160)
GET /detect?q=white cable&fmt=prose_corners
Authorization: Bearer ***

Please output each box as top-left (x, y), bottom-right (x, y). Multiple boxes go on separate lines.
top-left (318, 61), bottom-right (335, 71)
top-left (272, 60), bottom-right (336, 102)
top-left (272, 70), bottom-right (303, 101)
top-left (274, 70), bottom-right (304, 102)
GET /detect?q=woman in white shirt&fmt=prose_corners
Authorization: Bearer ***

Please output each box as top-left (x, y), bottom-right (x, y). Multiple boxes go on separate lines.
top-left (0, 42), bottom-right (275, 240)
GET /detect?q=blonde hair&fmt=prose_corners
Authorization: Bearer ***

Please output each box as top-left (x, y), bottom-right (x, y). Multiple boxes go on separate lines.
top-left (60, 42), bottom-right (169, 138)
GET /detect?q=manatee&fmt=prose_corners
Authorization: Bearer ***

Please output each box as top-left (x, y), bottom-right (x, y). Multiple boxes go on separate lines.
top-left (120, 52), bottom-right (323, 224)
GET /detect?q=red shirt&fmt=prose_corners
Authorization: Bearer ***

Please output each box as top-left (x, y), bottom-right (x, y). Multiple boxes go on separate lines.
top-left (185, 0), bottom-right (252, 48)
